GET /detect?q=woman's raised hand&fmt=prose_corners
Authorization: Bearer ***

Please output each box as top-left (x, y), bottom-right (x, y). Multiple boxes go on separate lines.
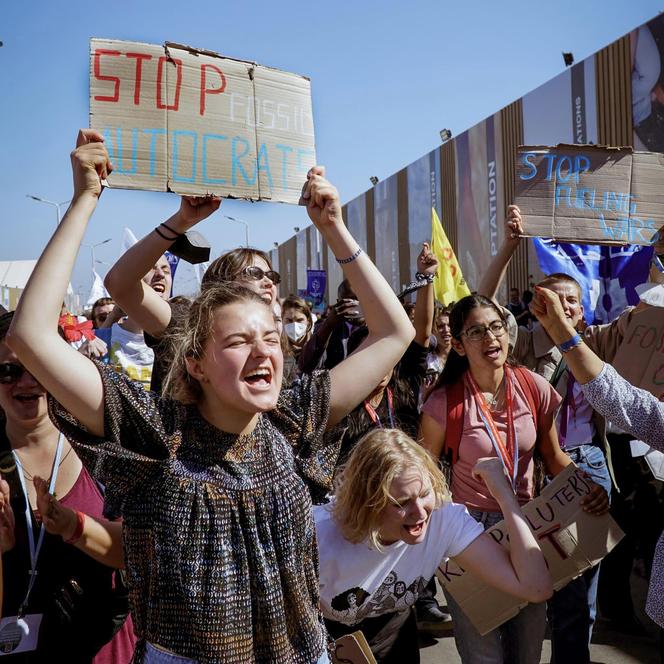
top-left (71, 129), bottom-right (113, 201)
top-left (505, 205), bottom-right (524, 244)
top-left (302, 166), bottom-right (343, 231)
top-left (175, 195), bottom-right (222, 229)
top-left (417, 242), bottom-right (439, 276)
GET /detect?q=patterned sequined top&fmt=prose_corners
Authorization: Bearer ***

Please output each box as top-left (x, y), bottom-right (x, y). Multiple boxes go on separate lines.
top-left (49, 363), bottom-right (341, 663)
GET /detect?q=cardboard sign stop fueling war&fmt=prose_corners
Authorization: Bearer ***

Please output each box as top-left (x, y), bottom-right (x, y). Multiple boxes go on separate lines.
top-left (514, 144), bottom-right (664, 246)
top-left (89, 39), bottom-right (316, 204)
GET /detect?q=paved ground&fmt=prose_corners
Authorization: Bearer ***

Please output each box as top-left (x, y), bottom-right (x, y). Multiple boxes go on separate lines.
top-left (419, 572), bottom-right (660, 663)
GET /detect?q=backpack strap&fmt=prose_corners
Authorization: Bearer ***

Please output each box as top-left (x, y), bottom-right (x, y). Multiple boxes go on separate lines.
top-left (444, 378), bottom-right (465, 465)
top-left (512, 366), bottom-right (541, 431)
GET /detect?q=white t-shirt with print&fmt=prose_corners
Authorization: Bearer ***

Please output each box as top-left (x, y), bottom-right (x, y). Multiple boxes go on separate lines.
top-left (315, 501), bottom-right (484, 625)
top-left (107, 323), bottom-right (154, 389)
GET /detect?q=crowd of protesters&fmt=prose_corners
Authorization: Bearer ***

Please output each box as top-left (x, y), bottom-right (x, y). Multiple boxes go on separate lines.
top-left (0, 129), bottom-right (661, 664)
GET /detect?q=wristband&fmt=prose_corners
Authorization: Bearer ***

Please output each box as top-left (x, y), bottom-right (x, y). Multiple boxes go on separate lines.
top-left (160, 222), bottom-right (183, 237)
top-left (154, 226), bottom-right (177, 242)
top-left (64, 510), bottom-right (86, 544)
top-left (336, 247), bottom-right (363, 265)
top-left (558, 333), bottom-right (582, 353)
top-left (415, 272), bottom-right (435, 284)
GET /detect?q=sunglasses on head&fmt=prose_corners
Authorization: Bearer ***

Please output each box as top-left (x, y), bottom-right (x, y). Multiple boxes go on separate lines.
top-left (0, 363), bottom-right (27, 384)
top-left (240, 266), bottom-right (281, 285)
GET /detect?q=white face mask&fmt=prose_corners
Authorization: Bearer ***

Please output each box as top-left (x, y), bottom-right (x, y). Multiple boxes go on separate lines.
top-left (284, 321), bottom-right (308, 342)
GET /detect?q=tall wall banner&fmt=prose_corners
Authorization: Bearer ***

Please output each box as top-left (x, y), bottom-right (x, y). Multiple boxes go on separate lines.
top-left (306, 269), bottom-right (326, 312)
top-left (89, 38), bottom-right (316, 204)
top-left (632, 16), bottom-right (664, 152)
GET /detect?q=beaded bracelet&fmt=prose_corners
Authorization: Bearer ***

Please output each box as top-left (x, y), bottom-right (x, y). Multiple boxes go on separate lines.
top-left (558, 333), bottom-right (582, 353)
top-left (64, 510), bottom-right (86, 544)
top-left (336, 247), bottom-right (363, 265)
top-left (415, 272), bottom-right (435, 284)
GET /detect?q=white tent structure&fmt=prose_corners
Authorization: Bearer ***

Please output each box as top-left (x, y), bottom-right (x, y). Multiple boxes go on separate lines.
top-left (0, 260), bottom-right (37, 311)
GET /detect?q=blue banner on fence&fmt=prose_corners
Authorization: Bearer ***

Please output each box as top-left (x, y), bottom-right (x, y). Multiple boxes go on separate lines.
top-left (306, 269), bottom-right (326, 312)
top-left (533, 239), bottom-right (653, 324)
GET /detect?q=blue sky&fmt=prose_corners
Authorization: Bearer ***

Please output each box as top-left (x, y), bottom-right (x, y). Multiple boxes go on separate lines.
top-left (1, 0), bottom-right (662, 301)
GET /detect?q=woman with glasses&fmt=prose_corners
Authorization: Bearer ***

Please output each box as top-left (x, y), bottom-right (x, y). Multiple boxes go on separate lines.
top-left (419, 295), bottom-right (608, 664)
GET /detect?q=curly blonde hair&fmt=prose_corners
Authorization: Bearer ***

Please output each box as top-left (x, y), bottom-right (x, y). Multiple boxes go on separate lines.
top-left (162, 283), bottom-right (271, 404)
top-left (332, 429), bottom-right (450, 550)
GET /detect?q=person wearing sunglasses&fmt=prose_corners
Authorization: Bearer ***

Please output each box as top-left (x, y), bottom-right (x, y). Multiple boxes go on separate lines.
top-left (419, 295), bottom-right (609, 664)
top-left (0, 312), bottom-right (136, 661)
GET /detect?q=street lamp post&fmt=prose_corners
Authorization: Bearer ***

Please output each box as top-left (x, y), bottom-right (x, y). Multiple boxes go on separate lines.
top-left (223, 215), bottom-right (250, 247)
top-left (82, 238), bottom-right (112, 273)
top-left (26, 194), bottom-right (72, 227)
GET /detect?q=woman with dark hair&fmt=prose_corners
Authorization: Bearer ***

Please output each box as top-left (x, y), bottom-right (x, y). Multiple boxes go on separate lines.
top-left (0, 311), bottom-right (134, 662)
top-left (6, 129), bottom-right (413, 663)
top-left (420, 294), bottom-right (609, 664)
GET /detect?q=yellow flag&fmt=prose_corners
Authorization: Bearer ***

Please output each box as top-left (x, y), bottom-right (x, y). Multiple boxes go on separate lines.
top-left (431, 208), bottom-right (471, 305)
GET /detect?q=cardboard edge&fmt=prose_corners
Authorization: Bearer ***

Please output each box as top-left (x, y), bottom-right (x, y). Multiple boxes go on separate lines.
top-left (163, 41), bottom-right (311, 82)
top-left (518, 143), bottom-right (635, 153)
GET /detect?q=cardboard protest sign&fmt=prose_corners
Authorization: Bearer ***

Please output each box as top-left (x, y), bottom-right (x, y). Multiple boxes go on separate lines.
top-left (514, 144), bottom-right (664, 245)
top-left (89, 39), bottom-right (316, 204)
top-left (612, 305), bottom-right (664, 399)
top-left (437, 464), bottom-right (623, 635)
top-left (331, 632), bottom-right (376, 664)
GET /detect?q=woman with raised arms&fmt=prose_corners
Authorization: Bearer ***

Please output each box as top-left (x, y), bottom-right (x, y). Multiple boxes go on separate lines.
top-left (6, 129), bottom-right (414, 664)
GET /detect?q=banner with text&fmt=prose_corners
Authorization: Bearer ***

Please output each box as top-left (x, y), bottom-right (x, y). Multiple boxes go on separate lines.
top-left (515, 144), bottom-right (664, 246)
top-left (437, 464), bottom-right (624, 635)
top-left (90, 39), bottom-right (316, 204)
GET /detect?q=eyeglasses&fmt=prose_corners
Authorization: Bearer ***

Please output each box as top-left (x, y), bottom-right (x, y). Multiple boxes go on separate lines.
top-left (0, 363), bottom-right (27, 384)
top-left (240, 266), bottom-right (281, 285)
top-left (461, 321), bottom-right (507, 342)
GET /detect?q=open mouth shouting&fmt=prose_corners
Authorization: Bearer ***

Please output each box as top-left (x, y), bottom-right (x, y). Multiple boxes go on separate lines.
top-left (483, 345), bottom-right (502, 361)
top-left (403, 518), bottom-right (428, 539)
top-left (243, 367), bottom-right (273, 389)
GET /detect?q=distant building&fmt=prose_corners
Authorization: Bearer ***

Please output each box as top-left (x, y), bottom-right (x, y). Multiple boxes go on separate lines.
top-left (0, 260), bottom-right (37, 311)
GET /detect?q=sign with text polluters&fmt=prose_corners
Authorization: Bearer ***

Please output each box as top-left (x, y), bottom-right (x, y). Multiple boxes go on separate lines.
top-left (437, 464), bottom-right (623, 636)
top-left (514, 144), bottom-right (664, 246)
top-left (89, 39), bottom-right (316, 204)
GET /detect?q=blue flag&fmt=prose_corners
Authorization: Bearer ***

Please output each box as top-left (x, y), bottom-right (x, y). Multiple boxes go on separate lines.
top-left (165, 251), bottom-right (180, 297)
top-left (533, 239), bottom-right (653, 324)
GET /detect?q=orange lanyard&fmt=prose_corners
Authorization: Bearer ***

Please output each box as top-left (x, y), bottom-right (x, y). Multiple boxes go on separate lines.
top-left (364, 387), bottom-right (395, 429)
top-left (466, 367), bottom-right (519, 489)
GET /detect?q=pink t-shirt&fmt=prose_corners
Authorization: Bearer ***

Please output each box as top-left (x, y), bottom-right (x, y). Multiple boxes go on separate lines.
top-left (422, 370), bottom-right (562, 512)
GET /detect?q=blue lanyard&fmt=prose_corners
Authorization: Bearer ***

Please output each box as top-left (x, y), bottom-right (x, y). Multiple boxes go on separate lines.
top-left (12, 434), bottom-right (64, 616)
top-left (475, 406), bottom-right (519, 492)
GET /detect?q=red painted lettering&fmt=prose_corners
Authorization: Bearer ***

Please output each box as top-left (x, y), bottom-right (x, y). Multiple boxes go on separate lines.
top-left (537, 524), bottom-right (569, 559)
top-left (200, 64), bottom-right (227, 116)
top-left (93, 49), bottom-right (121, 102)
top-left (126, 52), bottom-right (153, 105)
top-left (157, 57), bottom-right (182, 111)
